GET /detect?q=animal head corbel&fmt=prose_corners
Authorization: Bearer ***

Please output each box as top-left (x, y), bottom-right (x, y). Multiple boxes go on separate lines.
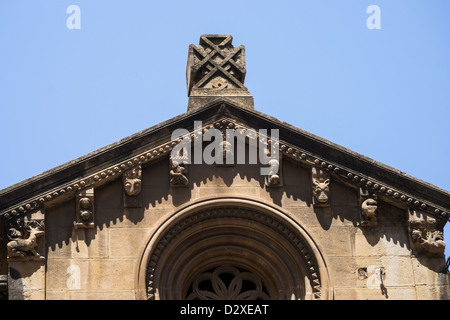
top-left (312, 167), bottom-right (330, 207)
top-left (409, 210), bottom-right (445, 256)
top-left (313, 178), bottom-right (330, 205)
top-left (360, 187), bottom-right (378, 227)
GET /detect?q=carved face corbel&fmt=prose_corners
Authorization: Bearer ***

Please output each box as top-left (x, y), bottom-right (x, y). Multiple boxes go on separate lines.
top-left (123, 166), bottom-right (142, 196)
top-left (216, 138), bottom-right (234, 166)
top-left (312, 167), bottom-right (330, 207)
top-left (409, 210), bottom-right (445, 256)
top-left (122, 165), bottom-right (143, 208)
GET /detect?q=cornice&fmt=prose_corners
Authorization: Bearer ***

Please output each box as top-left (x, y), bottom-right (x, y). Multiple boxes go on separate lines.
top-left (1, 102), bottom-right (449, 224)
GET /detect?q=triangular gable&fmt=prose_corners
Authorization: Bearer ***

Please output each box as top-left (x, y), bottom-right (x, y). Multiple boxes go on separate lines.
top-left (1, 99), bottom-right (449, 225)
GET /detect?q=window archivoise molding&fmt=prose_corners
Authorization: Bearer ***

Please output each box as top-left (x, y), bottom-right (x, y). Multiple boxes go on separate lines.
top-left (143, 203), bottom-right (325, 300)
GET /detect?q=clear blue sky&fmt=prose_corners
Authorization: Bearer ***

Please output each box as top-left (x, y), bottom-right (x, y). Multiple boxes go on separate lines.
top-left (1, 1), bottom-right (449, 258)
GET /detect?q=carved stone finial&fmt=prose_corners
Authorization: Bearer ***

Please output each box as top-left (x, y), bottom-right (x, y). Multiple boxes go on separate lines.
top-left (186, 34), bottom-right (254, 111)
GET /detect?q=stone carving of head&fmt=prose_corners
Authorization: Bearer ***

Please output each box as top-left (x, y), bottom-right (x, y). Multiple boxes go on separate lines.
top-left (362, 198), bottom-right (378, 216)
top-left (123, 166), bottom-right (142, 196)
top-left (409, 213), bottom-right (445, 255)
top-left (313, 179), bottom-right (330, 204)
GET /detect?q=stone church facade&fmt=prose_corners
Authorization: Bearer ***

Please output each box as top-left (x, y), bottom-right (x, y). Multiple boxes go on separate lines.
top-left (1, 35), bottom-right (449, 300)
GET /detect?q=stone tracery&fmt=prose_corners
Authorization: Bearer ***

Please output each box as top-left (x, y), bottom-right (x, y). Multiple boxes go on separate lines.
top-left (186, 265), bottom-right (270, 300)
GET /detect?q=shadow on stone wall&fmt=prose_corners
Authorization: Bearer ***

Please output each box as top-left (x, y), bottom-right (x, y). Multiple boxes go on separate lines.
top-left (44, 154), bottom-right (446, 274)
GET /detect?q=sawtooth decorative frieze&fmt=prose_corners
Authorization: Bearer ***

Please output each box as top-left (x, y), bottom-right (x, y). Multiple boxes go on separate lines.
top-left (1, 116), bottom-right (449, 226)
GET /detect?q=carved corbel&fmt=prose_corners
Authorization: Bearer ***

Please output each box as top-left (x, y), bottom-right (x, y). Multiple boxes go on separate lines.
top-left (311, 167), bottom-right (330, 207)
top-left (170, 158), bottom-right (189, 187)
top-left (6, 218), bottom-right (45, 261)
top-left (265, 155), bottom-right (282, 187)
top-left (216, 134), bottom-right (235, 167)
top-left (359, 187), bottom-right (378, 227)
top-left (409, 209), bottom-right (445, 256)
top-left (75, 186), bottom-right (94, 228)
top-left (123, 165), bottom-right (142, 208)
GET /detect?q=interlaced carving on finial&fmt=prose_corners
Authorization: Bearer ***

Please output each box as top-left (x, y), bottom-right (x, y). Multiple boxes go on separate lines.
top-left (187, 34), bottom-right (247, 96)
